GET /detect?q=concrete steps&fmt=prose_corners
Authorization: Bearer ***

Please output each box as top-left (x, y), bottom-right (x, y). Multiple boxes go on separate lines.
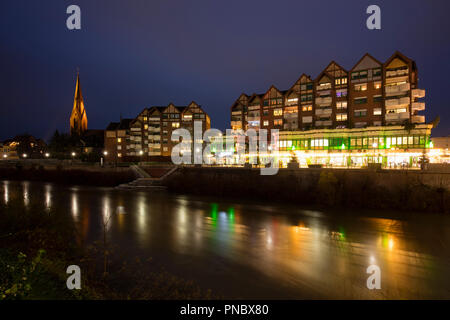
top-left (116, 165), bottom-right (178, 190)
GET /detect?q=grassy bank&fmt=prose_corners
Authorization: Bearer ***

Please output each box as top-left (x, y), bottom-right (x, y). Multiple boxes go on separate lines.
top-left (165, 167), bottom-right (449, 214)
top-left (0, 166), bottom-right (136, 187)
top-left (0, 199), bottom-right (214, 300)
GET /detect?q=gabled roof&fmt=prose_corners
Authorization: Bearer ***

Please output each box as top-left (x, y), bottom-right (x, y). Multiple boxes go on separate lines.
top-left (383, 51), bottom-right (413, 68)
top-left (106, 122), bottom-right (119, 131)
top-left (350, 53), bottom-right (382, 71)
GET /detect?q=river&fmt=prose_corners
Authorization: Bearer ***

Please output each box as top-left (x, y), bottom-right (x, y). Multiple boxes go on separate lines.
top-left (2, 180), bottom-right (450, 299)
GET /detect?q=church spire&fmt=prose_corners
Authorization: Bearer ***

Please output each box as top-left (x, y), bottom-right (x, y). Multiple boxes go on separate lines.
top-left (70, 70), bottom-right (88, 136)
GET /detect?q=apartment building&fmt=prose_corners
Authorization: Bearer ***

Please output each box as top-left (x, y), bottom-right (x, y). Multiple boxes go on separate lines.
top-left (230, 51), bottom-right (426, 131)
top-left (104, 102), bottom-right (210, 162)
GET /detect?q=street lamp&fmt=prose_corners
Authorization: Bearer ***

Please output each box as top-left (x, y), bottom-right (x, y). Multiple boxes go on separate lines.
top-left (22, 153), bottom-right (28, 158)
top-left (103, 151), bottom-right (108, 156)
top-left (71, 152), bottom-right (76, 157)
top-left (3, 154), bottom-right (7, 159)
top-left (45, 153), bottom-right (50, 158)
top-left (139, 150), bottom-right (143, 156)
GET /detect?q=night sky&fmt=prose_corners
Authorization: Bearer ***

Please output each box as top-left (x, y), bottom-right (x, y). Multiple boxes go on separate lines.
top-left (1, 0), bottom-right (449, 141)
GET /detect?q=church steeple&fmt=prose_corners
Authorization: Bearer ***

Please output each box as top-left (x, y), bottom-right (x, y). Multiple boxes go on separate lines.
top-left (70, 70), bottom-right (88, 136)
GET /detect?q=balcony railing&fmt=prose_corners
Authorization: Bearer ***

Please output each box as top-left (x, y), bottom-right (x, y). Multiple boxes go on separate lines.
top-left (385, 112), bottom-right (409, 121)
top-left (315, 120), bottom-right (332, 127)
top-left (411, 89), bottom-right (426, 98)
top-left (411, 115), bottom-right (425, 124)
top-left (386, 69), bottom-right (409, 78)
top-left (315, 97), bottom-right (332, 106)
top-left (316, 83), bottom-right (332, 91)
top-left (385, 83), bottom-right (410, 96)
top-left (283, 112), bottom-right (298, 119)
top-left (411, 102), bottom-right (425, 112)
top-left (385, 97), bottom-right (410, 108)
top-left (315, 108), bottom-right (332, 116)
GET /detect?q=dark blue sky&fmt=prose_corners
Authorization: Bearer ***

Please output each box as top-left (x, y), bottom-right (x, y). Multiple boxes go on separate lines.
top-left (0, 0), bottom-right (449, 141)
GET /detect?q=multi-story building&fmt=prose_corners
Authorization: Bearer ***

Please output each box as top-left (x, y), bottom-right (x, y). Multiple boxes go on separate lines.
top-left (230, 51), bottom-right (426, 131)
top-left (105, 102), bottom-right (210, 162)
top-left (225, 51), bottom-right (433, 168)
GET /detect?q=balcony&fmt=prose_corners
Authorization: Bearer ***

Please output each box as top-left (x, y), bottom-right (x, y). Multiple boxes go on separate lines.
top-left (231, 121), bottom-right (242, 127)
top-left (283, 123), bottom-right (298, 130)
top-left (315, 97), bottom-right (332, 106)
top-left (385, 112), bottom-right (410, 122)
top-left (315, 120), bottom-right (332, 127)
top-left (412, 89), bottom-right (426, 98)
top-left (411, 102), bottom-right (425, 112)
top-left (247, 117), bottom-right (260, 122)
top-left (411, 115), bottom-right (425, 124)
top-left (316, 83), bottom-right (332, 91)
top-left (386, 69), bottom-right (409, 78)
top-left (283, 112), bottom-right (298, 119)
top-left (385, 83), bottom-right (410, 96)
top-left (315, 108), bottom-right (332, 116)
top-left (385, 97), bottom-right (410, 109)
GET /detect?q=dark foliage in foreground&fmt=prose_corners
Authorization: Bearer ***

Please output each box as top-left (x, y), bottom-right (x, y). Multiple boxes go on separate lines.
top-left (0, 200), bottom-right (214, 300)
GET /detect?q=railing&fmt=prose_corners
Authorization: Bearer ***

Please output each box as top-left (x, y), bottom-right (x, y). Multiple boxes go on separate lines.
top-left (315, 120), bottom-right (332, 127)
top-left (411, 102), bottom-right (425, 111)
top-left (315, 97), bottom-right (332, 106)
top-left (283, 112), bottom-right (298, 119)
top-left (385, 83), bottom-right (410, 95)
top-left (411, 89), bottom-right (426, 98)
top-left (411, 115), bottom-right (425, 124)
top-left (385, 97), bottom-right (410, 108)
top-left (315, 108), bottom-right (332, 116)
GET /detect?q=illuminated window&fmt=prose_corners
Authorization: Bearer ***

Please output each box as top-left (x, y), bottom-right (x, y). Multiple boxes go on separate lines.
top-left (336, 101), bottom-right (347, 109)
top-left (172, 122), bottom-right (180, 128)
top-left (302, 105), bottom-right (313, 111)
top-left (118, 153), bottom-right (122, 158)
top-left (374, 82), bottom-right (382, 90)
top-left (117, 138), bottom-right (122, 143)
top-left (354, 83), bottom-right (367, 91)
top-left (373, 108), bottom-right (382, 116)
top-left (336, 113), bottom-right (347, 121)
top-left (274, 119), bottom-right (283, 126)
top-left (143, 117), bottom-right (148, 121)
top-left (273, 109), bottom-right (283, 116)
top-left (263, 120), bottom-right (269, 126)
top-left (144, 124), bottom-right (148, 130)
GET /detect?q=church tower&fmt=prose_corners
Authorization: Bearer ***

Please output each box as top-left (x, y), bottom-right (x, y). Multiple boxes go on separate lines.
top-left (70, 71), bottom-right (88, 136)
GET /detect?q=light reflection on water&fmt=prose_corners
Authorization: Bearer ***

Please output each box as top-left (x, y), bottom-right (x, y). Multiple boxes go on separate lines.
top-left (1, 180), bottom-right (450, 299)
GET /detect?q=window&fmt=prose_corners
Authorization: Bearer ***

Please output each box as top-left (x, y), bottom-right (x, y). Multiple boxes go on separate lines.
top-left (373, 108), bottom-right (382, 116)
top-left (117, 138), bottom-right (122, 143)
top-left (172, 122), bottom-right (180, 128)
top-left (336, 101), bottom-right (347, 109)
top-left (143, 117), bottom-right (147, 121)
top-left (373, 95), bottom-right (383, 103)
top-left (273, 109), bottom-right (283, 116)
top-left (335, 77), bottom-right (347, 85)
top-left (336, 89), bottom-right (348, 97)
top-left (301, 94), bottom-right (313, 102)
top-left (354, 109), bottom-right (367, 117)
top-left (302, 105), bottom-right (313, 112)
top-left (354, 83), bottom-right (367, 91)
top-left (163, 147), bottom-right (168, 152)
top-left (374, 82), bottom-right (382, 89)
top-left (274, 119), bottom-right (282, 126)
top-left (263, 100), bottom-right (269, 106)
top-left (118, 153), bottom-right (122, 158)
top-left (144, 124), bottom-right (148, 130)
top-left (263, 120), bottom-right (269, 126)
top-left (373, 68), bottom-right (382, 77)
top-left (263, 109), bottom-right (269, 116)
top-left (336, 113), bottom-right (347, 121)
top-left (354, 97), bottom-right (368, 105)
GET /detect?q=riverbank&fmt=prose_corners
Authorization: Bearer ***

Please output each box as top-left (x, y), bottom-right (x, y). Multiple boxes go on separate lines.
top-left (164, 167), bottom-right (450, 214)
top-left (0, 165), bottom-right (136, 187)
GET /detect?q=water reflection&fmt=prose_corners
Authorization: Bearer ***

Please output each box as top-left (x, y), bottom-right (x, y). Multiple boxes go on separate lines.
top-left (1, 180), bottom-right (450, 299)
